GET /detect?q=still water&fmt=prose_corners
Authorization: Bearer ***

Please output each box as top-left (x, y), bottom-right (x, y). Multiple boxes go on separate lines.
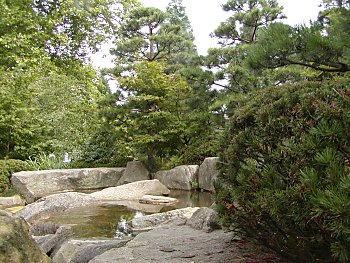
top-left (43, 190), bottom-right (214, 239)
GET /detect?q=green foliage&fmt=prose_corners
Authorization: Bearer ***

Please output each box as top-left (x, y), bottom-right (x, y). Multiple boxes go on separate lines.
top-left (216, 78), bottom-right (350, 262)
top-left (30, 68), bottom-right (103, 154)
top-left (244, 3), bottom-right (350, 74)
top-left (0, 0), bottom-right (134, 161)
top-left (0, 159), bottom-right (28, 194)
top-left (0, 0), bottom-right (48, 69)
top-left (0, 64), bottom-right (103, 159)
top-left (78, 123), bottom-right (133, 167)
top-left (90, 1), bottom-right (222, 168)
top-left (0, 66), bottom-right (45, 159)
top-left (206, 0), bottom-right (286, 93)
top-left (166, 0), bottom-right (193, 33)
top-left (25, 153), bottom-right (70, 171)
top-left (1, 0), bottom-right (136, 70)
top-left (115, 61), bottom-right (190, 170)
top-left (110, 5), bottom-right (195, 75)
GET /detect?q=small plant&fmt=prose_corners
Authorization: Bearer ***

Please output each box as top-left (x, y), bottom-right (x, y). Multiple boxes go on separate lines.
top-left (25, 153), bottom-right (70, 171)
top-left (190, 181), bottom-right (199, 190)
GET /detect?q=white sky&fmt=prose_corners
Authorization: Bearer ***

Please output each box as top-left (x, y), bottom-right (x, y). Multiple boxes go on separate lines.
top-left (91, 0), bottom-right (321, 68)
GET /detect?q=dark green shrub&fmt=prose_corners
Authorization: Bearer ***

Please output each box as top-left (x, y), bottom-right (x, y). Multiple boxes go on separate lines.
top-left (0, 159), bottom-right (28, 194)
top-left (78, 126), bottom-right (133, 168)
top-left (216, 79), bottom-right (350, 262)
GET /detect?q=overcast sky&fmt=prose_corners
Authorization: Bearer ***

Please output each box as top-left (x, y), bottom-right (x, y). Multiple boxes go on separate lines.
top-left (92, 0), bottom-right (321, 68)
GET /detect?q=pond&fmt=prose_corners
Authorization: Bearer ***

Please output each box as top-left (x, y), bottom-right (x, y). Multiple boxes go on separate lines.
top-left (43, 190), bottom-right (214, 239)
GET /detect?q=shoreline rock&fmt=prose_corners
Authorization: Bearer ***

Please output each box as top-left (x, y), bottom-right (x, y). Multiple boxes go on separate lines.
top-left (139, 195), bottom-right (178, 205)
top-left (0, 195), bottom-right (25, 208)
top-left (198, 157), bottom-right (220, 192)
top-left (11, 168), bottom-right (125, 204)
top-left (90, 179), bottom-right (170, 201)
top-left (17, 180), bottom-right (171, 223)
top-left (117, 161), bottom-right (150, 185)
top-left (131, 207), bottom-right (199, 231)
top-left (154, 165), bottom-right (199, 191)
top-left (0, 210), bottom-right (51, 263)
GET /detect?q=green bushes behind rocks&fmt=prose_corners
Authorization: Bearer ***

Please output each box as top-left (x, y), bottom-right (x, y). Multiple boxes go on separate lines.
top-left (0, 159), bottom-right (28, 195)
top-left (216, 79), bottom-right (350, 262)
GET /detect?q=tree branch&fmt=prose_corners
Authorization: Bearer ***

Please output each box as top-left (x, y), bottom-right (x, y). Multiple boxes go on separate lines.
top-left (212, 82), bottom-right (228, 89)
top-left (285, 59), bottom-right (350, 72)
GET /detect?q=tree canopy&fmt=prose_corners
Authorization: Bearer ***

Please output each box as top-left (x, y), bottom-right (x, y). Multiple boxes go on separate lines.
top-left (0, 0), bottom-right (135, 159)
top-left (206, 0), bottom-right (286, 94)
top-left (245, 6), bottom-right (350, 73)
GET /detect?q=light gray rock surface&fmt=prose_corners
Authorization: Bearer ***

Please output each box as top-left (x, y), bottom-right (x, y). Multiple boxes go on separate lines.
top-left (139, 195), bottom-right (178, 205)
top-left (131, 207), bottom-right (199, 230)
top-left (198, 157), bottom-right (220, 192)
top-left (186, 207), bottom-right (220, 232)
top-left (16, 192), bottom-right (97, 222)
top-left (117, 161), bottom-right (150, 185)
top-left (52, 238), bottom-right (130, 263)
top-left (33, 225), bottom-right (73, 255)
top-left (0, 210), bottom-right (51, 263)
top-left (0, 194), bottom-right (25, 208)
top-left (16, 180), bottom-right (171, 223)
top-left (89, 224), bottom-right (234, 263)
top-left (11, 168), bottom-right (125, 203)
top-left (154, 165), bottom-right (199, 190)
top-left (90, 179), bottom-right (170, 201)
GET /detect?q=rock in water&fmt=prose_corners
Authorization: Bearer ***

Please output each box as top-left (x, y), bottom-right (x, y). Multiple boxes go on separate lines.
top-left (0, 210), bottom-right (51, 263)
top-left (139, 195), bottom-right (178, 205)
top-left (16, 192), bottom-right (97, 223)
top-left (198, 157), bottom-right (220, 192)
top-left (131, 207), bottom-right (199, 230)
top-left (90, 179), bottom-right (170, 201)
top-left (11, 168), bottom-right (125, 204)
top-left (154, 165), bottom-right (199, 191)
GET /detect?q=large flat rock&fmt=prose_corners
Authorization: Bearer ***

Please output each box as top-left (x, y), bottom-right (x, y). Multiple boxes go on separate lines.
top-left (16, 192), bottom-right (97, 223)
top-left (90, 179), bottom-right (170, 201)
top-left (90, 224), bottom-right (234, 263)
top-left (139, 195), bottom-right (178, 206)
top-left (90, 222), bottom-right (281, 263)
top-left (11, 168), bottom-right (125, 203)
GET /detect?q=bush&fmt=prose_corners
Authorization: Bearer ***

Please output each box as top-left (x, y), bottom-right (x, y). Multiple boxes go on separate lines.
top-left (78, 126), bottom-right (133, 168)
top-left (0, 159), bottom-right (28, 194)
top-left (25, 152), bottom-right (71, 171)
top-left (216, 79), bottom-right (350, 262)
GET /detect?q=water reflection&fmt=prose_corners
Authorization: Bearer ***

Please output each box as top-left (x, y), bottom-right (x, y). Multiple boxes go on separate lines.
top-left (43, 190), bottom-right (213, 239)
top-left (168, 190), bottom-right (214, 208)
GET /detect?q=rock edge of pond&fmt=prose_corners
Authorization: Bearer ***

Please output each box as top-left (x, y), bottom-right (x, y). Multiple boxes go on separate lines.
top-left (2, 179), bottom-right (284, 263)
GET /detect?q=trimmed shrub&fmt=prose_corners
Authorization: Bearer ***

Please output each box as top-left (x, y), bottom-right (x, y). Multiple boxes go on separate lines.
top-left (0, 159), bottom-right (28, 194)
top-left (216, 79), bottom-right (350, 262)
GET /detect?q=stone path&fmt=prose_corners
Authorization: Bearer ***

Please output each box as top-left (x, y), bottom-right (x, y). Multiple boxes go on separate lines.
top-left (90, 221), bottom-right (284, 263)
